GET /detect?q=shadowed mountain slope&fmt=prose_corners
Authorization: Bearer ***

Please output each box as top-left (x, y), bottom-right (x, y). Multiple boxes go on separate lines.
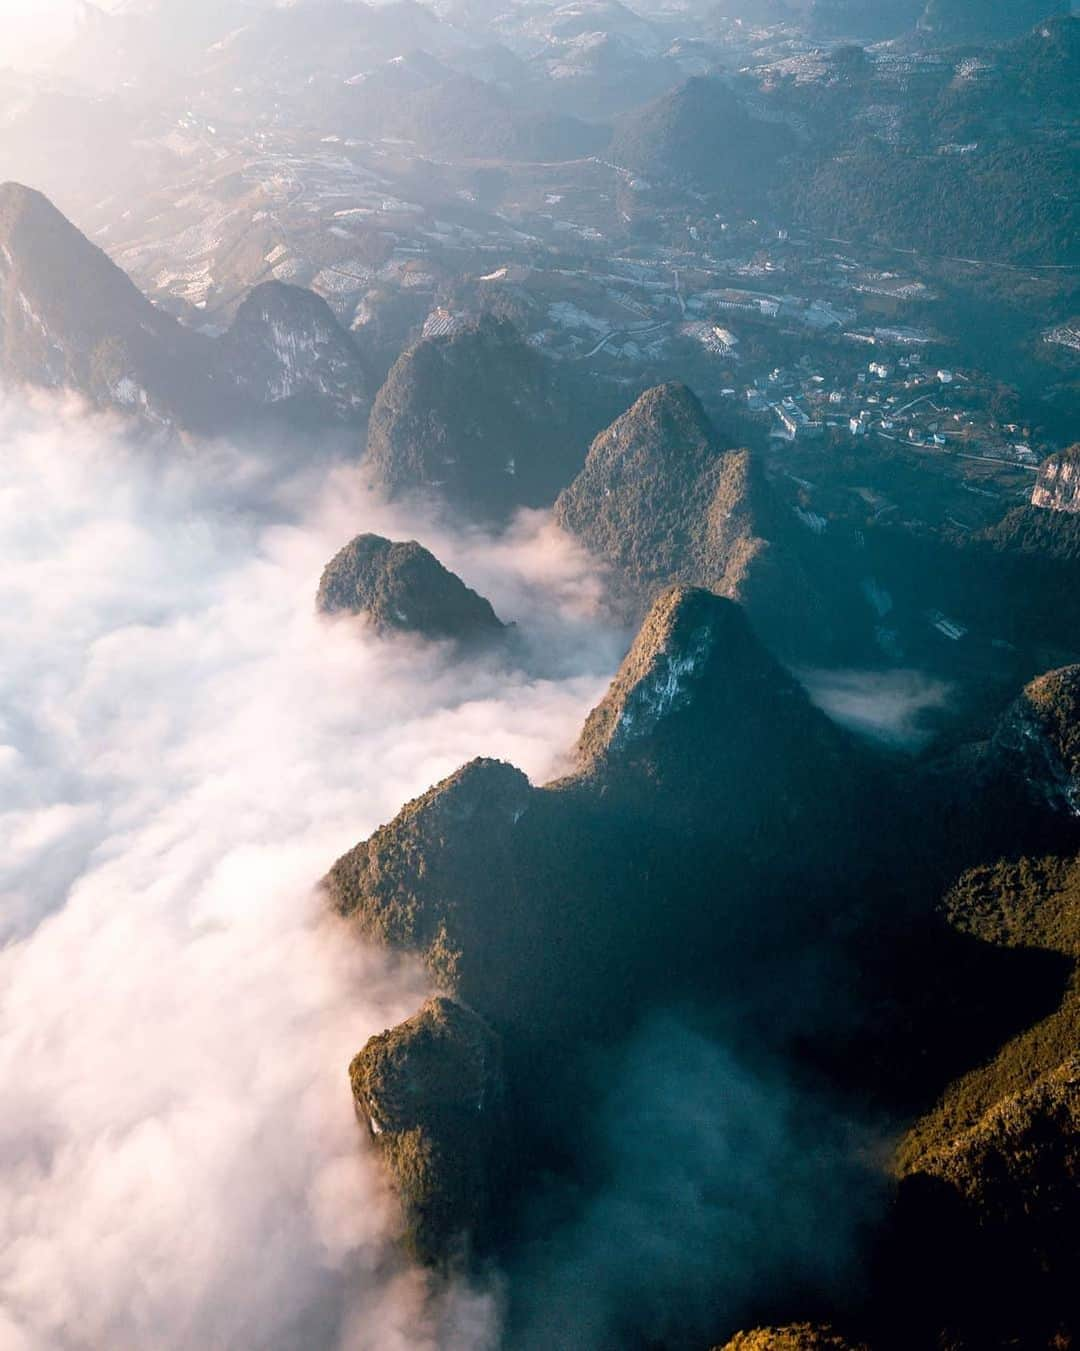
top-left (350, 996), bottom-right (506, 1265)
top-left (325, 586), bottom-right (880, 1040)
top-left (0, 182), bottom-right (369, 432)
top-left (365, 315), bottom-right (599, 521)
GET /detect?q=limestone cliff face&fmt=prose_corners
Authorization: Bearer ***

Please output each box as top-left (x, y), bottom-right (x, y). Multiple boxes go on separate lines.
top-left (1031, 445), bottom-right (1080, 513)
top-left (572, 585), bottom-right (851, 817)
top-left (350, 996), bottom-right (505, 1264)
top-left (316, 533), bottom-right (506, 644)
top-left (993, 665), bottom-right (1080, 815)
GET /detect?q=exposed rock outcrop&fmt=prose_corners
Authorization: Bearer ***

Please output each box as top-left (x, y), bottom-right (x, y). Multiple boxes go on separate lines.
top-left (1031, 444), bottom-right (1080, 513)
top-left (572, 585), bottom-right (852, 824)
top-left (365, 315), bottom-right (587, 521)
top-left (316, 533), bottom-right (506, 644)
top-left (350, 996), bottom-right (505, 1264)
top-left (717, 1326), bottom-right (870, 1351)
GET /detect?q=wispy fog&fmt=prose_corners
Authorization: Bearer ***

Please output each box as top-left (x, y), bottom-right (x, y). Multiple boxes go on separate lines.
top-left (510, 1016), bottom-right (878, 1350)
top-left (0, 388), bottom-right (621, 1349)
top-left (800, 668), bottom-right (952, 751)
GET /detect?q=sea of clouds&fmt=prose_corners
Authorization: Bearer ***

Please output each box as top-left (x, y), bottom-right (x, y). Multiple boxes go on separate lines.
top-left (0, 388), bottom-right (624, 1351)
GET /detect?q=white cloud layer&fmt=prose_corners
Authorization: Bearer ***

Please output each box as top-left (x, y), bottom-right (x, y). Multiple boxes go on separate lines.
top-left (0, 388), bottom-right (621, 1350)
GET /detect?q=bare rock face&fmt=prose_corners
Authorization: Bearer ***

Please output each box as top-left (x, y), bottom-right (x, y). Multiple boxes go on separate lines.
top-left (219, 281), bottom-right (369, 423)
top-left (350, 996), bottom-right (506, 1264)
top-left (575, 585), bottom-right (820, 781)
top-left (993, 665), bottom-right (1080, 814)
top-left (1031, 445), bottom-right (1080, 513)
top-left (316, 533), bottom-right (506, 645)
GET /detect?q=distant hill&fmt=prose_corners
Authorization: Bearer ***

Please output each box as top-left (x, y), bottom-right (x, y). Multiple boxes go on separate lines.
top-left (789, 16), bottom-right (1080, 265)
top-left (341, 65), bottom-right (609, 160)
top-left (918, 0), bottom-right (1069, 42)
top-left (611, 76), bottom-right (796, 208)
top-left (365, 315), bottom-right (602, 520)
top-left (0, 183), bottom-right (369, 432)
top-left (0, 181), bottom-right (224, 429)
top-left (617, 21), bottom-right (1080, 267)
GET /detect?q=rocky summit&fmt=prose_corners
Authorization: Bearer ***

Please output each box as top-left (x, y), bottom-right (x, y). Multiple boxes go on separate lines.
top-left (1031, 444), bottom-right (1080, 513)
top-left (553, 383), bottom-right (730, 599)
top-left (325, 587), bottom-right (872, 1027)
top-left (350, 996), bottom-right (505, 1264)
top-left (316, 532), bottom-right (506, 645)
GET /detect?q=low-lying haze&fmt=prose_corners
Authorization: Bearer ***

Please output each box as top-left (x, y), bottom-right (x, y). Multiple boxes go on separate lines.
top-left (0, 389), bottom-right (621, 1349)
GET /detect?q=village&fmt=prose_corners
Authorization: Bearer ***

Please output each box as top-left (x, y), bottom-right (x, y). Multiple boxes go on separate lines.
top-left (81, 105), bottom-right (1064, 529)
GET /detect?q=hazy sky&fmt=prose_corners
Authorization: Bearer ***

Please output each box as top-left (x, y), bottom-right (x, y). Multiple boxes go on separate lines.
top-left (1, 0), bottom-right (83, 63)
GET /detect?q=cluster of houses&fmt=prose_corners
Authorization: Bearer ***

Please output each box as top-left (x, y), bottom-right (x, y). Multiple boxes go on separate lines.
top-left (740, 355), bottom-right (1043, 469)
